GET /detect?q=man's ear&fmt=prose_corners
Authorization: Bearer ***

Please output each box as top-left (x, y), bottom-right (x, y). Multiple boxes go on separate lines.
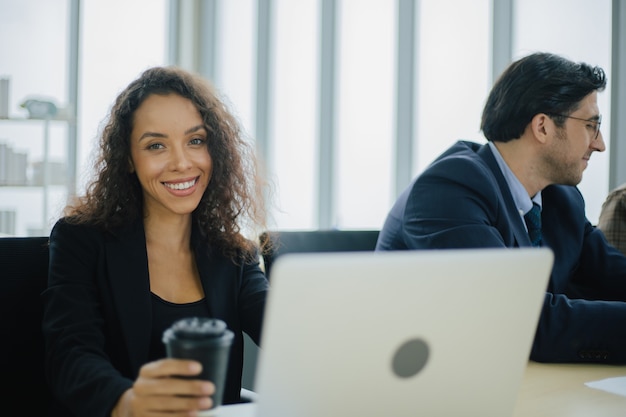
top-left (530, 113), bottom-right (550, 144)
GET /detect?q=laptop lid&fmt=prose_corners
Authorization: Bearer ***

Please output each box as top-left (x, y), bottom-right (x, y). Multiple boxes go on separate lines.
top-left (253, 248), bottom-right (553, 417)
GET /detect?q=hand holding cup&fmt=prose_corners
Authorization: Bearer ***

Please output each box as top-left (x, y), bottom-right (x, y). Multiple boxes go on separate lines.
top-left (163, 317), bottom-right (234, 416)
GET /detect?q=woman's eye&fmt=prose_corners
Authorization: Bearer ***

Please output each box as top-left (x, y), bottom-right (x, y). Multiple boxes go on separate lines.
top-left (147, 143), bottom-right (164, 150)
top-left (190, 137), bottom-right (206, 145)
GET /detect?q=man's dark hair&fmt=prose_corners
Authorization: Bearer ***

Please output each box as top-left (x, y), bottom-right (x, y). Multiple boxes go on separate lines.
top-left (481, 52), bottom-right (606, 142)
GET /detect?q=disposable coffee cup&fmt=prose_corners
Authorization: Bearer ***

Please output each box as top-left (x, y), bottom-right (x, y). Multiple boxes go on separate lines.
top-left (163, 317), bottom-right (234, 416)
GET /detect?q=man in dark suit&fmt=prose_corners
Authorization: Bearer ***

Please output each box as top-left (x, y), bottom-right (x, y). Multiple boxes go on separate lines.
top-left (376, 52), bottom-right (626, 363)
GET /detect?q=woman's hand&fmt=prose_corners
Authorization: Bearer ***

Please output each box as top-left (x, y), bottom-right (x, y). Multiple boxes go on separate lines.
top-left (112, 358), bottom-right (215, 417)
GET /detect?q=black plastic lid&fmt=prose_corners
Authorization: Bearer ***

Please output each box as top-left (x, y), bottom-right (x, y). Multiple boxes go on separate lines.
top-left (168, 317), bottom-right (227, 340)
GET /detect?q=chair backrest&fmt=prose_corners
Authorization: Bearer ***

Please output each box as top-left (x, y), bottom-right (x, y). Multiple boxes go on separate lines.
top-left (259, 229), bottom-right (380, 279)
top-left (242, 229), bottom-right (380, 390)
top-left (0, 236), bottom-right (53, 414)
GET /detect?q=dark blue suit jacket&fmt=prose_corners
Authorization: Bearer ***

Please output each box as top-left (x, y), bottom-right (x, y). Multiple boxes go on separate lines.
top-left (377, 140), bottom-right (626, 363)
top-left (42, 218), bottom-right (268, 417)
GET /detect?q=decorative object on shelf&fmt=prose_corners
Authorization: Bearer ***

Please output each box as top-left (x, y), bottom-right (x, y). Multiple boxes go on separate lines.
top-left (20, 97), bottom-right (58, 119)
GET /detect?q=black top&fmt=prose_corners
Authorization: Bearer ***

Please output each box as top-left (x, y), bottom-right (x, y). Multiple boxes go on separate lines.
top-left (149, 293), bottom-right (209, 361)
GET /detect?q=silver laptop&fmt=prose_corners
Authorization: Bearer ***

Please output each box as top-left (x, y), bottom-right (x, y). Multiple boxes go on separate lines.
top-left (253, 248), bottom-right (553, 417)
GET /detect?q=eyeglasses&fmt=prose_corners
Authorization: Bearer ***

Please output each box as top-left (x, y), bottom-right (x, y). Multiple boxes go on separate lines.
top-left (547, 113), bottom-right (602, 140)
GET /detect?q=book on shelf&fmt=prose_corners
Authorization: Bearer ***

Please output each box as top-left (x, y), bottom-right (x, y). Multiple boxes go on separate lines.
top-left (0, 141), bottom-right (28, 186)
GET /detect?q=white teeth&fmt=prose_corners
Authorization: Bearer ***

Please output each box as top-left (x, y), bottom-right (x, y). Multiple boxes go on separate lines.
top-left (164, 179), bottom-right (196, 190)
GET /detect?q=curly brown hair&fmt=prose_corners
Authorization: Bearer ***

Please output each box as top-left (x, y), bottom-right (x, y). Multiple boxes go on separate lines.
top-left (65, 66), bottom-right (270, 261)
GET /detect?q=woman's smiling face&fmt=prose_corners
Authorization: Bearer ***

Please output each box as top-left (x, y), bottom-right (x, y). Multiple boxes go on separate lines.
top-left (129, 93), bottom-right (212, 219)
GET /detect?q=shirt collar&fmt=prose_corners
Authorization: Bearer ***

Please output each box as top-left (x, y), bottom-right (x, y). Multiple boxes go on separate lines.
top-left (487, 141), bottom-right (542, 216)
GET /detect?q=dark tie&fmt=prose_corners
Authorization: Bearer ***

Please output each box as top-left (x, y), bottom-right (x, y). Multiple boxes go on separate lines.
top-left (524, 203), bottom-right (542, 247)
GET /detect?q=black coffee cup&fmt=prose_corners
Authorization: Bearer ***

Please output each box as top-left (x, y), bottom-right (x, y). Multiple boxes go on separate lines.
top-left (162, 317), bottom-right (234, 416)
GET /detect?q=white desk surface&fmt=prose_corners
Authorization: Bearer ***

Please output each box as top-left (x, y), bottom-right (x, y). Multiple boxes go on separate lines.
top-left (214, 402), bottom-right (255, 417)
top-left (220, 361), bottom-right (626, 417)
top-left (512, 361), bottom-right (626, 417)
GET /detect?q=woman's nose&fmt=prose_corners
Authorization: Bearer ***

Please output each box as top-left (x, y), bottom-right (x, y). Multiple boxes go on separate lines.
top-left (171, 146), bottom-right (193, 170)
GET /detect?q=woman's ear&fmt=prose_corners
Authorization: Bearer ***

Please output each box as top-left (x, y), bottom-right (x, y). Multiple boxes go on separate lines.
top-left (128, 157), bottom-right (135, 173)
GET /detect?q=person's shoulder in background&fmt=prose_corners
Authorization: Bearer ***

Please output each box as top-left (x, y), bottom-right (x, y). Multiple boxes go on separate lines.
top-left (597, 183), bottom-right (626, 255)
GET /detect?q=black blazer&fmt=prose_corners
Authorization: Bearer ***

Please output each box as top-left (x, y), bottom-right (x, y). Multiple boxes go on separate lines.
top-left (42, 218), bottom-right (268, 417)
top-left (377, 140), bottom-right (626, 363)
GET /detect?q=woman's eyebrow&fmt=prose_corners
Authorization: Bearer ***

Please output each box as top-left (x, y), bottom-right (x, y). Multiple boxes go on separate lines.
top-left (138, 131), bottom-right (166, 142)
top-left (185, 124), bottom-right (206, 134)
top-left (138, 125), bottom-right (205, 142)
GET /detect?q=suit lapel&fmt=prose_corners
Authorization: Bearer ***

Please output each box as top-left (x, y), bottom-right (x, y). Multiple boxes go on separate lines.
top-left (477, 144), bottom-right (533, 247)
top-left (106, 220), bottom-right (152, 373)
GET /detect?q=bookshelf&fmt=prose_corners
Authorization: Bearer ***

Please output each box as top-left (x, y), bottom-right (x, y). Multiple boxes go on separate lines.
top-left (0, 115), bottom-right (75, 236)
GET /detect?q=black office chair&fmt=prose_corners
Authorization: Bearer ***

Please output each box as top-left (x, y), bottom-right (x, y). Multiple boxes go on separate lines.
top-left (242, 229), bottom-right (380, 390)
top-left (0, 236), bottom-right (52, 415)
top-left (259, 229), bottom-right (380, 279)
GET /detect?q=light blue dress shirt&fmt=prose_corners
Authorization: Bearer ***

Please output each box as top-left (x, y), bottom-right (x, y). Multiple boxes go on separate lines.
top-left (487, 141), bottom-right (541, 231)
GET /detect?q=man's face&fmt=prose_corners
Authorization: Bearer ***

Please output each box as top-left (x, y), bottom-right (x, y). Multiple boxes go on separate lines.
top-left (541, 91), bottom-right (605, 186)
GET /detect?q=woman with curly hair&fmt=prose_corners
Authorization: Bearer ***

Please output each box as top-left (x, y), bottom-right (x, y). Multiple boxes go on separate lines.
top-left (42, 66), bottom-right (270, 417)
